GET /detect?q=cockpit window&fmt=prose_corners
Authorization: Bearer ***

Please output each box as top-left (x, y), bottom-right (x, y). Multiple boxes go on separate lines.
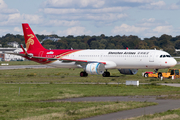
top-left (160, 55), bottom-right (171, 58)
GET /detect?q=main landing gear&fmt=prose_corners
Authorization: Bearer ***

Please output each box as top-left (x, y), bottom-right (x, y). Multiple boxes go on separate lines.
top-left (80, 71), bottom-right (88, 77)
top-left (102, 70), bottom-right (110, 77)
top-left (79, 70), bottom-right (110, 77)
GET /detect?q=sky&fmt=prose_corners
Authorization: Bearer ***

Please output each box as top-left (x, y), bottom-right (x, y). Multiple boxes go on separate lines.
top-left (0, 0), bottom-right (180, 39)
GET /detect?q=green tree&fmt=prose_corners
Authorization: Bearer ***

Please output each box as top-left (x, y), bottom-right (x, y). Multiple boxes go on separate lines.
top-left (100, 39), bottom-right (108, 46)
top-left (100, 34), bottom-right (105, 39)
top-left (69, 42), bottom-right (79, 49)
top-left (175, 40), bottom-right (180, 49)
top-left (164, 45), bottom-right (175, 55)
top-left (107, 43), bottom-right (115, 49)
top-left (99, 43), bottom-right (106, 49)
top-left (79, 42), bottom-right (87, 49)
top-left (56, 41), bottom-right (68, 49)
top-left (44, 45), bottom-right (56, 49)
top-left (158, 34), bottom-right (172, 48)
top-left (90, 41), bottom-right (99, 49)
top-left (138, 41), bottom-right (148, 49)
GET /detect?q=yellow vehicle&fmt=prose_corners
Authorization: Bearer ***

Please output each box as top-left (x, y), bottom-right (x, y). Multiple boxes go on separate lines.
top-left (144, 69), bottom-right (180, 79)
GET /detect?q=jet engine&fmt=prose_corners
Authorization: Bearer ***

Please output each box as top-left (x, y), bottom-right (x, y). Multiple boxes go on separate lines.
top-left (86, 63), bottom-right (105, 74)
top-left (118, 69), bottom-right (138, 75)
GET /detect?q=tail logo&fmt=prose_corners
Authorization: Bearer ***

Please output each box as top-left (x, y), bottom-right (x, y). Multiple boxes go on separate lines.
top-left (26, 34), bottom-right (34, 50)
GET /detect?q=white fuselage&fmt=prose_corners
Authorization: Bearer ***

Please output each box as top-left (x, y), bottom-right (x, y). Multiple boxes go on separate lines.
top-left (48, 49), bottom-right (177, 70)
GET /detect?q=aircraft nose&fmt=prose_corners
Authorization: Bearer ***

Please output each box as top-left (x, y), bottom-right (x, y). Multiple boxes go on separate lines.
top-left (169, 58), bottom-right (177, 67)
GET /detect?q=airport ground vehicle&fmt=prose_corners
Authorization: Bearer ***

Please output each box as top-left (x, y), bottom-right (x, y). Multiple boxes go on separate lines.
top-left (144, 69), bottom-right (180, 79)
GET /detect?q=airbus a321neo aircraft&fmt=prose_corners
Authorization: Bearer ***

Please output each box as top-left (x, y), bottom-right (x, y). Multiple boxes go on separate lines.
top-left (9, 23), bottom-right (177, 77)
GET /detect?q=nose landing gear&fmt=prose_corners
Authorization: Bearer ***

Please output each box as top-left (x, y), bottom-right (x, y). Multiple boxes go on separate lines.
top-left (154, 69), bottom-right (158, 73)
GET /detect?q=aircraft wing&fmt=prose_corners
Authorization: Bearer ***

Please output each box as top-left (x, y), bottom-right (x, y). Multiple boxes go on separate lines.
top-left (60, 58), bottom-right (117, 69)
top-left (61, 58), bottom-right (106, 64)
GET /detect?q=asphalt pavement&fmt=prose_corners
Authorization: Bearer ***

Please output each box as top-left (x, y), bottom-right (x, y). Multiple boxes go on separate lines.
top-left (160, 83), bottom-right (180, 87)
top-left (51, 96), bottom-right (180, 120)
top-left (0, 65), bottom-right (52, 70)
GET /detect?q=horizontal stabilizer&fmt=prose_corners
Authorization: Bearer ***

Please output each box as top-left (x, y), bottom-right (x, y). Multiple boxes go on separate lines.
top-left (4, 52), bottom-right (26, 57)
top-left (5, 52), bottom-right (59, 61)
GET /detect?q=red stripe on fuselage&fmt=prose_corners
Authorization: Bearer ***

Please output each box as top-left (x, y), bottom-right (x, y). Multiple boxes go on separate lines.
top-left (56, 50), bottom-right (81, 59)
top-left (23, 49), bottom-right (82, 64)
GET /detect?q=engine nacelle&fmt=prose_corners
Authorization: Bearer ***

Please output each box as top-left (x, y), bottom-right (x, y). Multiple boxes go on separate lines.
top-left (118, 69), bottom-right (138, 75)
top-left (86, 63), bottom-right (105, 75)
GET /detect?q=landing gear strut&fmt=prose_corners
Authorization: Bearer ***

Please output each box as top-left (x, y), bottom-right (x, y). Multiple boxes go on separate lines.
top-left (80, 71), bottom-right (88, 77)
top-left (154, 69), bottom-right (158, 73)
top-left (102, 70), bottom-right (110, 77)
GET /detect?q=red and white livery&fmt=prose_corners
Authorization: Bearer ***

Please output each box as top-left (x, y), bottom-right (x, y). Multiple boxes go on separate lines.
top-left (9, 23), bottom-right (177, 77)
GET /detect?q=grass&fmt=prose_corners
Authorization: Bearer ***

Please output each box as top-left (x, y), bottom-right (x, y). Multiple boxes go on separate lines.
top-left (0, 84), bottom-right (157, 120)
top-left (0, 61), bottom-right (180, 119)
top-left (1, 84), bottom-right (180, 99)
top-left (0, 65), bottom-right (180, 84)
top-left (0, 83), bottom-right (179, 120)
top-left (0, 61), bottom-right (180, 84)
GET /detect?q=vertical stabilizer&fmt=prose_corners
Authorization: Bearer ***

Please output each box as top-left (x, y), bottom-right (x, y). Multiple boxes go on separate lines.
top-left (22, 23), bottom-right (45, 51)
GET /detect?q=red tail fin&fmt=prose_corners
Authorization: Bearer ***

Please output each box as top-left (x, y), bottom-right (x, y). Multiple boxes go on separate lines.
top-left (22, 23), bottom-right (45, 51)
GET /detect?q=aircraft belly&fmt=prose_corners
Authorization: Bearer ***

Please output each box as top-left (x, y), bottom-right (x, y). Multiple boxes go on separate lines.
top-left (48, 60), bottom-right (78, 68)
top-left (115, 57), bottom-right (151, 69)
